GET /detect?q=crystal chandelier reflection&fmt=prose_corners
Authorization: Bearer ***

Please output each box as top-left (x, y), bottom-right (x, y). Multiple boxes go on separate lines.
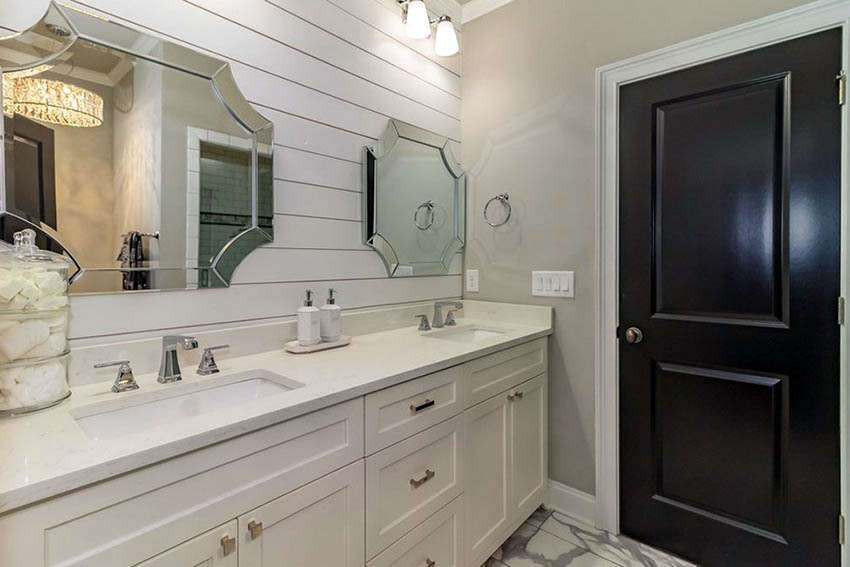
top-left (2, 66), bottom-right (103, 128)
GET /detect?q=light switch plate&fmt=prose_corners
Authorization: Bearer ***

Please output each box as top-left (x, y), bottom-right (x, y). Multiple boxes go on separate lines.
top-left (466, 269), bottom-right (479, 293)
top-left (532, 271), bottom-right (574, 298)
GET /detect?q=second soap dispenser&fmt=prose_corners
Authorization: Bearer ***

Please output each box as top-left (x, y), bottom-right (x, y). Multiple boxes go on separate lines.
top-left (320, 288), bottom-right (341, 342)
top-left (297, 289), bottom-right (321, 346)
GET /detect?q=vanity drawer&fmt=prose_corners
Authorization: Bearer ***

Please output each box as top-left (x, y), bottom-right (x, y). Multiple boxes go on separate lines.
top-left (365, 365), bottom-right (463, 454)
top-left (463, 338), bottom-right (547, 407)
top-left (367, 496), bottom-right (464, 567)
top-left (25, 399), bottom-right (364, 567)
top-left (366, 415), bottom-right (464, 559)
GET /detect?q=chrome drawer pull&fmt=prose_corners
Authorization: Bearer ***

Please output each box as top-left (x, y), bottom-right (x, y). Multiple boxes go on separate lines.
top-left (410, 469), bottom-right (435, 488)
top-left (220, 534), bottom-right (236, 557)
top-left (424, 559), bottom-right (436, 567)
top-left (248, 519), bottom-right (263, 540)
top-left (410, 398), bottom-right (435, 413)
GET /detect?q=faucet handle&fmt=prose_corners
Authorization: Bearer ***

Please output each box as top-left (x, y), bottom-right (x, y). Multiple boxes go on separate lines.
top-left (95, 360), bottom-right (139, 393)
top-left (444, 309), bottom-right (459, 326)
top-left (415, 314), bottom-right (431, 331)
top-left (197, 344), bottom-right (230, 376)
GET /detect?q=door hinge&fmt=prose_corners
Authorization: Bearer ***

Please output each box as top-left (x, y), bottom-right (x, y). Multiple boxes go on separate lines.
top-left (839, 297), bottom-right (846, 325)
top-left (840, 514), bottom-right (846, 545)
top-left (838, 70), bottom-right (847, 105)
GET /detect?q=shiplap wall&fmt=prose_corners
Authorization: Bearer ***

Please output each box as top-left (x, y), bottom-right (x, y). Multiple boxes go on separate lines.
top-left (0, 0), bottom-right (464, 341)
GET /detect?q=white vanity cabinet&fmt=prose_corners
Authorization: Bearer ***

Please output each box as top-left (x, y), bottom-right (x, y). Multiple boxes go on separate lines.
top-left (0, 335), bottom-right (548, 567)
top-left (366, 337), bottom-right (548, 567)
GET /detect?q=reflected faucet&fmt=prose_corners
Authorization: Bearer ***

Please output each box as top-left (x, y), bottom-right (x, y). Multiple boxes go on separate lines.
top-left (158, 335), bottom-right (199, 383)
top-left (433, 301), bottom-right (463, 329)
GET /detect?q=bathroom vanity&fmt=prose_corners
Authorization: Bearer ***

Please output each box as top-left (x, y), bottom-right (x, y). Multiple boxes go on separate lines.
top-left (0, 301), bottom-right (552, 567)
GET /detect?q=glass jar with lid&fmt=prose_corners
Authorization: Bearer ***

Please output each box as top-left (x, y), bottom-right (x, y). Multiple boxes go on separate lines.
top-left (0, 229), bottom-right (73, 415)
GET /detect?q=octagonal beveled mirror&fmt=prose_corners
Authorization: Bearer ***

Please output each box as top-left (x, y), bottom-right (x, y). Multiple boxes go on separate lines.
top-left (363, 119), bottom-right (465, 277)
top-left (0, 1), bottom-right (274, 293)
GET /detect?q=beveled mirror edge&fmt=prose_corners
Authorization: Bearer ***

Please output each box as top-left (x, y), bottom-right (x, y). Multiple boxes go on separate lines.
top-left (362, 118), bottom-right (466, 278)
top-left (0, 1), bottom-right (275, 292)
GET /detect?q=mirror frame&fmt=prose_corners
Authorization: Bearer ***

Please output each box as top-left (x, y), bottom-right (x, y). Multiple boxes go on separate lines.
top-left (0, 1), bottom-right (274, 288)
top-left (363, 119), bottom-right (465, 277)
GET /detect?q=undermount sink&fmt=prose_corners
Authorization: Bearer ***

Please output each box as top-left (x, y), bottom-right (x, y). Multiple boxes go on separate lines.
top-left (424, 326), bottom-right (506, 344)
top-left (71, 370), bottom-right (304, 440)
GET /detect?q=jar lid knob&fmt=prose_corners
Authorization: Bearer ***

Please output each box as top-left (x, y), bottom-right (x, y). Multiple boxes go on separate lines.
top-left (13, 229), bottom-right (36, 249)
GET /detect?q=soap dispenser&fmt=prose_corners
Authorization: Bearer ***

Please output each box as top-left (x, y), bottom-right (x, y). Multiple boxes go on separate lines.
top-left (297, 289), bottom-right (321, 346)
top-left (320, 288), bottom-right (342, 342)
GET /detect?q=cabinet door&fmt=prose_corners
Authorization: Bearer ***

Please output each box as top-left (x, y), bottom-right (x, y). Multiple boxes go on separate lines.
top-left (463, 392), bottom-right (511, 567)
top-left (238, 460), bottom-right (365, 567)
top-left (509, 374), bottom-right (548, 518)
top-left (135, 520), bottom-right (237, 567)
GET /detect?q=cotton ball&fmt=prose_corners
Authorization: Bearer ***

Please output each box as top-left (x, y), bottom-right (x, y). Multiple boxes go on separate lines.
top-left (0, 275), bottom-right (25, 302)
top-left (33, 271), bottom-right (65, 296)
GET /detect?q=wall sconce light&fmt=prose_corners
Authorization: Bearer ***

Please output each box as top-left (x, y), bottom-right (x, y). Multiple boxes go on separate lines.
top-left (397, 0), bottom-right (459, 57)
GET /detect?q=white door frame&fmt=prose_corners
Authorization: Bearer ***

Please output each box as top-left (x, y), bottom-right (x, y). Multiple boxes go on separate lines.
top-left (595, 1), bottom-right (850, 565)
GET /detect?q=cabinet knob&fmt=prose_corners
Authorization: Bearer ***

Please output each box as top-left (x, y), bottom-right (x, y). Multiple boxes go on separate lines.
top-left (248, 519), bottom-right (263, 540)
top-left (507, 391), bottom-right (523, 402)
top-left (410, 468), bottom-right (435, 489)
top-left (424, 559), bottom-right (436, 567)
top-left (220, 534), bottom-right (236, 557)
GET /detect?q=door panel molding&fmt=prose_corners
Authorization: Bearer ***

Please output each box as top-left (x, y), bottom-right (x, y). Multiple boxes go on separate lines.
top-left (595, 5), bottom-right (850, 567)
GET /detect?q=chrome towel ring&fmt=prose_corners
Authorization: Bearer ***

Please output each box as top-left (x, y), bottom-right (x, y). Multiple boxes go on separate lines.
top-left (484, 193), bottom-right (511, 227)
top-left (414, 200), bottom-right (436, 230)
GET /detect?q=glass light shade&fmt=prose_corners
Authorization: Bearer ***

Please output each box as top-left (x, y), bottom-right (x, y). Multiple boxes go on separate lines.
top-left (2, 75), bottom-right (103, 127)
top-left (434, 17), bottom-right (459, 56)
top-left (405, 1), bottom-right (431, 39)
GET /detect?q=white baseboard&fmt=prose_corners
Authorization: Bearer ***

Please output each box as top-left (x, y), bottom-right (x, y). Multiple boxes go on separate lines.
top-left (546, 479), bottom-right (597, 527)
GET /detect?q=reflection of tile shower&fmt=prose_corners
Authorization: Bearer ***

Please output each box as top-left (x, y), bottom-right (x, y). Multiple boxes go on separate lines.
top-left (197, 141), bottom-right (273, 288)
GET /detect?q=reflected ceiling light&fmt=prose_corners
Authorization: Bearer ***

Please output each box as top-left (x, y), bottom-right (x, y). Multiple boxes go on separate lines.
top-left (434, 16), bottom-right (459, 57)
top-left (397, 0), bottom-right (459, 56)
top-left (2, 71), bottom-right (103, 128)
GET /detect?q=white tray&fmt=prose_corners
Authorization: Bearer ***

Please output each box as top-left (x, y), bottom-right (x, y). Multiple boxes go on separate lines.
top-left (284, 335), bottom-right (351, 354)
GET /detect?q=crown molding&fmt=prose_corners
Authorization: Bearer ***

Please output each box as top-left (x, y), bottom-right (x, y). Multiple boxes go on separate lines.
top-left (461, 0), bottom-right (516, 23)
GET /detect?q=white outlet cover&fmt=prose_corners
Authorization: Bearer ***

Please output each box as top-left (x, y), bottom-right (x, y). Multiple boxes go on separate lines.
top-left (466, 269), bottom-right (479, 293)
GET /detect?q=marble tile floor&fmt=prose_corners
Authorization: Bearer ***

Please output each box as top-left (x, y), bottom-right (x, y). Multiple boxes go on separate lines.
top-left (482, 508), bottom-right (697, 567)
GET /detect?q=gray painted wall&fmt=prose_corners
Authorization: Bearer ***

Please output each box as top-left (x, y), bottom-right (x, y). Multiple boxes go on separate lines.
top-left (460, 0), bottom-right (814, 494)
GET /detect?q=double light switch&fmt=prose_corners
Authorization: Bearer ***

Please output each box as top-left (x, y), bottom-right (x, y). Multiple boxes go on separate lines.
top-left (532, 271), bottom-right (574, 298)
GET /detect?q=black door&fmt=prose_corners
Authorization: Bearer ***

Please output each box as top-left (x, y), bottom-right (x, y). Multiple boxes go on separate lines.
top-left (619, 29), bottom-right (841, 566)
top-left (4, 114), bottom-right (57, 229)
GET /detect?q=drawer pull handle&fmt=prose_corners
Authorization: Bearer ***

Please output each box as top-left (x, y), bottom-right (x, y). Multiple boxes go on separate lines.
top-left (248, 520), bottom-right (263, 540)
top-left (410, 398), bottom-right (436, 413)
top-left (220, 534), bottom-right (236, 557)
top-left (410, 469), bottom-right (435, 488)
top-left (424, 559), bottom-right (436, 567)
top-left (507, 391), bottom-right (524, 402)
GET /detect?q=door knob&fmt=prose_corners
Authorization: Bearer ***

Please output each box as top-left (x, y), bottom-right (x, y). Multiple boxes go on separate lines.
top-left (624, 326), bottom-right (643, 344)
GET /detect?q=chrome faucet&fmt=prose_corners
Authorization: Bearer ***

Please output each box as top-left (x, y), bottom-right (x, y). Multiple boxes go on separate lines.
top-left (433, 301), bottom-right (463, 329)
top-left (158, 335), bottom-right (199, 383)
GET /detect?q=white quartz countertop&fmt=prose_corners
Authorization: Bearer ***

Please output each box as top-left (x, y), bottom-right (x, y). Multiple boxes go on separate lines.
top-left (0, 312), bottom-right (552, 514)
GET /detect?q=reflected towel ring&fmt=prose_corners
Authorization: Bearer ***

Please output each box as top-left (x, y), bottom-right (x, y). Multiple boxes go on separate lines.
top-left (484, 193), bottom-right (511, 227)
top-left (414, 200), bottom-right (436, 231)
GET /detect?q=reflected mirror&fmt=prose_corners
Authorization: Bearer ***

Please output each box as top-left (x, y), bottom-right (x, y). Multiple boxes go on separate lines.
top-left (0, 2), bottom-right (274, 294)
top-left (363, 119), bottom-right (465, 276)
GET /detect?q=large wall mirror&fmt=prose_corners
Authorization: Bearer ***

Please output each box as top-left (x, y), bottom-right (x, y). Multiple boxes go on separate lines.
top-left (363, 119), bottom-right (465, 277)
top-left (0, 2), bottom-right (273, 294)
